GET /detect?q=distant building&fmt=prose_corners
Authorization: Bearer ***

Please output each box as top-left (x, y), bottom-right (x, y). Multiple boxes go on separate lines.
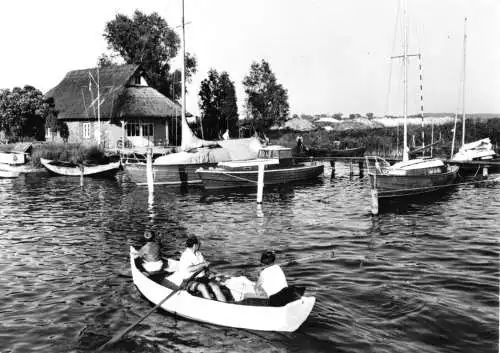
top-left (45, 64), bottom-right (181, 148)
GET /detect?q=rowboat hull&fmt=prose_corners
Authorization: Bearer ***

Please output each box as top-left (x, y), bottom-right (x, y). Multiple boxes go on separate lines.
top-left (0, 169), bottom-right (20, 178)
top-left (305, 146), bottom-right (366, 158)
top-left (40, 158), bottom-right (121, 177)
top-left (197, 164), bottom-right (324, 190)
top-left (130, 247), bottom-right (315, 332)
top-left (368, 166), bottom-right (459, 199)
top-left (124, 162), bottom-right (217, 186)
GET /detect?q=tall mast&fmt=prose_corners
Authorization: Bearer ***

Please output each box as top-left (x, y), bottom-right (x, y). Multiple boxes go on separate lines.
top-left (97, 64), bottom-right (101, 146)
top-left (181, 0), bottom-right (186, 138)
top-left (461, 17), bottom-right (467, 147)
top-left (402, 0), bottom-right (409, 162)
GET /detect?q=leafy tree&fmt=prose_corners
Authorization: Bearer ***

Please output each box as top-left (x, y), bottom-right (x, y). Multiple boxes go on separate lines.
top-left (366, 112), bottom-right (374, 119)
top-left (103, 10), bottom-right (197, 99)
top-left (198, 69), bottom-right (239, 139)
top-left (242, 59), bottom-right (289, 130)
top-left (0, 86), bottom-right (49, 141)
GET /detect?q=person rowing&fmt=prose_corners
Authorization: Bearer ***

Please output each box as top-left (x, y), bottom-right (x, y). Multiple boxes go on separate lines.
top-left (167, 236), bottom-right (227, 302)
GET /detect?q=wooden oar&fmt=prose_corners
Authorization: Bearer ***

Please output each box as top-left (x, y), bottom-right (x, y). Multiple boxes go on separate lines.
top-left (97, 266), bottom-right (206, 351)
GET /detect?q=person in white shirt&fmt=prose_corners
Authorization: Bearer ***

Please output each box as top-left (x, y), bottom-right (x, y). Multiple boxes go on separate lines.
top-left (256, 251), bottom-right (288, 298)
top-left (167, 236), bottom-right (226, 302)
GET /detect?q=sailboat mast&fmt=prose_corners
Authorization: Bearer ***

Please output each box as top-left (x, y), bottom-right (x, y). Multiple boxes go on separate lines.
top-left (461, 17), bottom-right (467, 147)
top-left (96, 65), bottom-right (101, 146)
top-left (402, 0), bottom-right (409, 162)
top-left (181, 0), bottom-right (186, 136)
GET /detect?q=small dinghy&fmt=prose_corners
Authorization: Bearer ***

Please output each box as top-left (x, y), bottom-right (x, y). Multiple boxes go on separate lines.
top-left (40, 158), bottom-right (121, 178)
top-left (130, 247), bottom-right (315, 332)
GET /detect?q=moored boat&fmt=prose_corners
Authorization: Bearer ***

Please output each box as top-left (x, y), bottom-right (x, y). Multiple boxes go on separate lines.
top-left (40, 158), bottom-right (121, 177)
top-left (130, 247), bottom-right (315, 332)
top-left (0, 169), bottom-right (20, 178)
top-left (196, 146), bottom-right (324, 190)
top-left (366, 0), bottom-right (459, 203)
top-left (304, 146), bottom-right (365, 158)
top-left (367, 157), bottom-right (459, 199)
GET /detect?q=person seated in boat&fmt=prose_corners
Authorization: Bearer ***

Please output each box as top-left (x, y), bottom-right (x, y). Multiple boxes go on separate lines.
top-left (255, 251), bottom-right (288, 299)
top-left (136, 230), bottom-right (164, 274)
top-left (255, 251), bottom-right (305, 306)
top-left (168, 236), bottom-right (227, 302)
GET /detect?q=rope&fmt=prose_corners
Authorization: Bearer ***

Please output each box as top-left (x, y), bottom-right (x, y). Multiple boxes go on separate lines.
top-left (219, 171), bottom-right (259, 185)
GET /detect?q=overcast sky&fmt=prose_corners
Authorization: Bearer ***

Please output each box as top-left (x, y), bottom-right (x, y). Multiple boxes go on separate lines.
top-left (1, 0), bottom-right (498, 116)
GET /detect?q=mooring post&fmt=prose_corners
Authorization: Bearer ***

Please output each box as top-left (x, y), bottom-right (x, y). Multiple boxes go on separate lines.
top-left (370, 173), bottom-right (379, 215)
top-left (358, 161), bottom-right (364, 177)
top-left (330, 160), bottom-right (336, 178)
top-left (256, 163), bottom-right (265, 203)
top-left (79, 164), bottom-right (84, 187)
top-left (146, 148), bottom-right (154, 194)
top-left (483, 166), bottom-right (489, 179)
top-left (349, 159), bottom-right (354, 176)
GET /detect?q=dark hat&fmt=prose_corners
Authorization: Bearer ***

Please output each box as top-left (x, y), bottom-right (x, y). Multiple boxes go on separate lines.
top-left (260, 251), bottom-right (276, 265)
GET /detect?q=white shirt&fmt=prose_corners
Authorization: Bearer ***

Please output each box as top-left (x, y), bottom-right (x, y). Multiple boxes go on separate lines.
top-left (257, 264), bottom-right (288, 296)
top-left (168, 248), bottom-right (205, 286)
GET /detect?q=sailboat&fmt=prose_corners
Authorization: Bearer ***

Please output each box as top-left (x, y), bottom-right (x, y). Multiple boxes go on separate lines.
top-left (449, 18), bottom-right (499, 174)
top-left (124, 0), bottom-right (262, 186)
top-left (366, 0), bottom-right (459, 200)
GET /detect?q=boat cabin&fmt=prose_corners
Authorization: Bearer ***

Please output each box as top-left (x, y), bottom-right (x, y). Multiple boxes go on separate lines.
top-left (257, 146), bottom-right (294, 167)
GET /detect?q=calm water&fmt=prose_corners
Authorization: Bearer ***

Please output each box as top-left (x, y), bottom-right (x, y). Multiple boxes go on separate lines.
top-left (0, 163), bottom-right (498, 353)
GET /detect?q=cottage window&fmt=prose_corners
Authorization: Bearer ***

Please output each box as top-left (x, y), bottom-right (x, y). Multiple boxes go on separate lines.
top-left (134, 75), bottom-right (141, 85)
top-left (126, 123), bottom-right (153, 137)
top-left (83, 123), bottom-right (91, 139)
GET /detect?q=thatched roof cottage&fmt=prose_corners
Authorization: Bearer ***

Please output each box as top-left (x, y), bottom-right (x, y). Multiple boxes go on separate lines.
top-left (45, 64), bottom-right (181, 148)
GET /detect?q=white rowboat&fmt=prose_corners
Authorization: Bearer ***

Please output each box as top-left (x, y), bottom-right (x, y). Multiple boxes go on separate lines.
top-left (41, 158), bottom-right (121, 177)
top-left (130, 247), bottom-right (315, 332)
top-left (0, 169), bottom-right (20, 178)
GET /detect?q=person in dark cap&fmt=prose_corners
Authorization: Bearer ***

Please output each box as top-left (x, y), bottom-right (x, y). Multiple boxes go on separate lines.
top-left (137, 230), bottom-right (163, 273)
top-left (256, 251), bottom-right (288, 298)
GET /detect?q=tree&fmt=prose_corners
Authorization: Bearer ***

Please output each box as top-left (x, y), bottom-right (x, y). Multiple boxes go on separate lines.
top-left (242, 60), bottom-right (289, 130)
top-left (366, 112), bottom-right (374, 119)
top-left (0, 86), bottom-right (49, 142)
top-left (103, 10), bottom-right (197, 99)
top-left (198, 70), bottom-right (239, 139)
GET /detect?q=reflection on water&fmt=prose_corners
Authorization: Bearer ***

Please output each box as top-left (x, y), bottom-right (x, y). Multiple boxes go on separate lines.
top-left (0, 163), bottom-right (498, 353)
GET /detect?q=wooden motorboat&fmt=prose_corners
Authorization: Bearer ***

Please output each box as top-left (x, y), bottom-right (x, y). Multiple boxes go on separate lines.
top-left (196, 146), bottom-right (324, 190)
top-left (40, 158), bottom-right (121, 177)
top-left (130, 247), bottom-right (315, 332)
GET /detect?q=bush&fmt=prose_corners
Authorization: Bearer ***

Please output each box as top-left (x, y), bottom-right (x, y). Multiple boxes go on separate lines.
top-left (30, 143), bottom-right (110, 168)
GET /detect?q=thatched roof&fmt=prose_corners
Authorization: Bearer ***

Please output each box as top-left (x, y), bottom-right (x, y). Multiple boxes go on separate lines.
top-left (45, 64), bottom-right (180, 121)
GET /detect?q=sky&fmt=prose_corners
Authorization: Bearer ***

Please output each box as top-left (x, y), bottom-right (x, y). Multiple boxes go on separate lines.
top-left (0, 0), bottom-right (499, 117)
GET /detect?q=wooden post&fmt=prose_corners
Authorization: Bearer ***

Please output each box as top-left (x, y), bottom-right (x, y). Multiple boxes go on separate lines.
top-left (483, 166), bottom-right (488, 179)
top-left (359, 161), bottom-right (364, 177)
top-left (256, 163), bottom-right (265, 203)
top-left (371, 173), bottom-right (379, 215)
top-left (330, 160), bottom-right (335, 178)
top-left (146, 148), bottom-right (154, 194)
top-left (349, 160), bottom-right (354, 177)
